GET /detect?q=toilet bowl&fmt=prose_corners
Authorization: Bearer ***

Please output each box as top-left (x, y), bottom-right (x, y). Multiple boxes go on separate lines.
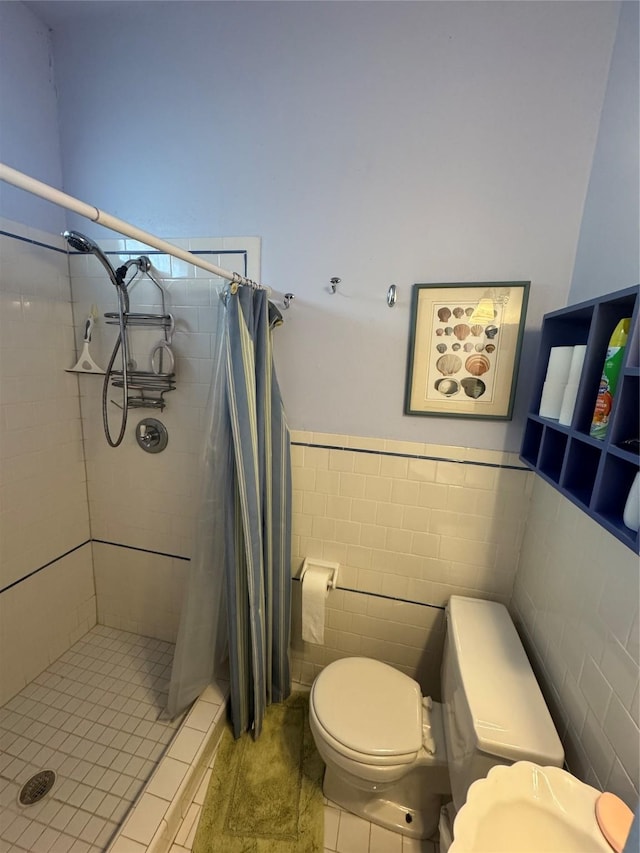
top-left (309, 656), bottom-right (451, 837)
top-left (309, 596), bottom-right (565, 842)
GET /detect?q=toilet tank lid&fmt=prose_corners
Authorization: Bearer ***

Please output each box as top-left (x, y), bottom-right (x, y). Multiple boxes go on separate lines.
top-left (447, 596), bottom-right (564, 766)
top-left (311, 657), bottom-right (423, 757)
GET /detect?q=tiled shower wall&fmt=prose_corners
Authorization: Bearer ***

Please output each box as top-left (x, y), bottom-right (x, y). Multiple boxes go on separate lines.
top-left (68, 237), bottom-right (261, 641)
top-left (512, 477), bottom-right (639, 809)
top-left (0, 220), bottom-right (95, 706)
top-left (289, 430), bottom-right (532, 695)
top-left (0, 226), bottom-right (261, 706)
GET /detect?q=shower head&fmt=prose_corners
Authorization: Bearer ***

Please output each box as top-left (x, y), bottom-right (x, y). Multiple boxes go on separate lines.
top-left (63, 230), bottom-right (121, 290)
top-left (63, 230), bottom-right (99, 254)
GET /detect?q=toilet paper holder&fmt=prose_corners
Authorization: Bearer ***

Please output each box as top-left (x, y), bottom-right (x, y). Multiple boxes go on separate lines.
top-left (300, 558), bottom-right (339, 590)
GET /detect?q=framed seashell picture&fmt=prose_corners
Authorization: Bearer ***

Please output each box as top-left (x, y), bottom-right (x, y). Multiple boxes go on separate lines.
top-left (404, 281), bottom-right (530, 419)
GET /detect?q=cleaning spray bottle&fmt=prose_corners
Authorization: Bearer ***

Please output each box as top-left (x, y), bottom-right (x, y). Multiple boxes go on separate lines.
top-left (590, 318), bottom-right (631, 439)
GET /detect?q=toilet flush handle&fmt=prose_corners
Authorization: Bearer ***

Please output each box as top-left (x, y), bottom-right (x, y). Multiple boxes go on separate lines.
top-left (421, 697), bottom-right (436, 755)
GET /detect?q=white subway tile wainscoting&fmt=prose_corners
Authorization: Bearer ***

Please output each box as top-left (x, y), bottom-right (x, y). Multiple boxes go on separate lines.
top-left (289, 430), bottom-right (532, 696)
top-left (513, 477), bottom-right (640, 808)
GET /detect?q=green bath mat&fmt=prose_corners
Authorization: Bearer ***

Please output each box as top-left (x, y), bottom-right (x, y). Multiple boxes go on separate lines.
top-left (192, 692), bottom-right (324, 853)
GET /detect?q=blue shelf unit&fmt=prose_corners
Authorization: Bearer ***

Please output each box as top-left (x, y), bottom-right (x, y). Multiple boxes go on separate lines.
top-left (520, 284), bottom-right (639, 554)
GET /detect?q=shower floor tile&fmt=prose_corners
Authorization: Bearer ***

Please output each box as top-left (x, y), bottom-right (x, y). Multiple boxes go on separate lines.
top-left (0, 625), bottom-right (183, 853)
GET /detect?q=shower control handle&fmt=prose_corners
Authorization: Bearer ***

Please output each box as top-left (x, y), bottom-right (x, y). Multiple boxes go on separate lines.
top-left (135, 418), bottom-right (168, 453)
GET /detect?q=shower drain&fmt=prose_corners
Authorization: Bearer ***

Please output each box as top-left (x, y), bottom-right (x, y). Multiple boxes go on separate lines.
top-left (19, 770), bottom-right (56, 805)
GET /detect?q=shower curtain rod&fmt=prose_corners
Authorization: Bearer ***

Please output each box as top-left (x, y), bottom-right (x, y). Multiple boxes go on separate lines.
top-left (0, 162), bottom-right (288, 301)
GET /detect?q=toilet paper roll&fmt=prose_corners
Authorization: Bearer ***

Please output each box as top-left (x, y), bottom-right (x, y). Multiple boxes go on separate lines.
top-left (623, 472), bottom-right (640, 532)
top-left (301, 566), bottom-right (333, 644)
top-left (544, 347), bottom-right (574, 384)
top-left (539, 380), bottom-right (567, 419)
top-left (558, 383), bottom-right (580, 426)
top-left (567, 345), bottom-right (587, 384)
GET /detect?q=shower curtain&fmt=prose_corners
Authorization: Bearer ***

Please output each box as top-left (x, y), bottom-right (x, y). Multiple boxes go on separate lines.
top-left (166, 285), bottom-right (291, 739)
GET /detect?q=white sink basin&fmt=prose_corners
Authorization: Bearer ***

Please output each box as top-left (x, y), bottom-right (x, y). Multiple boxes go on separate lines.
top-left (450, 761), bottom-right (612, 853)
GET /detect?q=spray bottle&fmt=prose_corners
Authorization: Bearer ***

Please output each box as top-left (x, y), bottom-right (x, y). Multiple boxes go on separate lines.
top-left (590, 318), bottom-right (631, 439)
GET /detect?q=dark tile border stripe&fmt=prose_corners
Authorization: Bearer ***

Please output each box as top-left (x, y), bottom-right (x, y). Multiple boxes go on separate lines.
top-left (92, 539), bottom-right (190, 562)
top-left (291, 441), bottom-right (528, 471)
top-left (1, 230), bottom-right (250, 276)
top-left (291, 575), bottom-right (445, 611)
top-left (1, 539), bottom-right (444, 613)
top-left (0, 540), bottom-right (189, 596)
top-left (0, 541), bottom-right (92, 595)
top-left (0, 230), bottom-right (67, 253)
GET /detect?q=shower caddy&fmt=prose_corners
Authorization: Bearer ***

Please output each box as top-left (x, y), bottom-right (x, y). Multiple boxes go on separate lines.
top-left (104, 255), bottom-right (176, 414)
top-left (64, 230), bottom-right (178, 447)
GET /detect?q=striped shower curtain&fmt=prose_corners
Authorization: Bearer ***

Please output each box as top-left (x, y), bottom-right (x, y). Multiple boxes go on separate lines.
top-left (225, 286), bottom-right (292, 738)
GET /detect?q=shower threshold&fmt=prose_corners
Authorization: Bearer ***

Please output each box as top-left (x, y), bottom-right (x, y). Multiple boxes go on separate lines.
top-left (0, 625), bottom-right (228, 853)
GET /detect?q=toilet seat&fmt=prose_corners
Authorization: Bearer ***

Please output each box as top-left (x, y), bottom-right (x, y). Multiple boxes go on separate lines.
top-left (310, 704), bottom-right (419, 768)
top-left (310, 657), bottom-right (422, 765)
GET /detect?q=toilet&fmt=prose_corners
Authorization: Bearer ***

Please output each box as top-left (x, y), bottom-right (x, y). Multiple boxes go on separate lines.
top-left (309, 595), bottom-right (564, 842)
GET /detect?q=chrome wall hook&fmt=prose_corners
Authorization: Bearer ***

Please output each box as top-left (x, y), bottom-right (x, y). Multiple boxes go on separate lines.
top-left (387, 284), bottom-right (398, 307)
top-left (283, 293), bottom-right (294, 309)
top-left (329, 277), bottom-right (341, 294)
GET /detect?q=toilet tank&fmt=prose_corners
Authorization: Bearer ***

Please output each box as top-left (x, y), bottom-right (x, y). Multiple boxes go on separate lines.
top-left (441, 596), bottom-right (564, 812)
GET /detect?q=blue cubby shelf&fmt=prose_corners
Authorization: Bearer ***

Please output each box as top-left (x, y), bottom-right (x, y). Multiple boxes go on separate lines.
top-left (520, 284), bottom-right (640, 554)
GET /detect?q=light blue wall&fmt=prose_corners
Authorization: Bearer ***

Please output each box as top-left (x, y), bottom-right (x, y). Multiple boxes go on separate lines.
top-left (570, 1), bottom-right (640, 303)
top-left (0, 2), bottom-right (65, 234)
top-left (7, 0), bottom-right (618, 450)
top-left (23, 0), bottom-right (619, 451)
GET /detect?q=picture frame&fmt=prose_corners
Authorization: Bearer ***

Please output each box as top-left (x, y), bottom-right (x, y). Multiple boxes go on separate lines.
top-left (404, 281), bottom-right (530, 420)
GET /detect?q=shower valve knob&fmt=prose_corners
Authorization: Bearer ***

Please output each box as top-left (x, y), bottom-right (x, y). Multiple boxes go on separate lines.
top-left (135, 418), bottom-right (168, 453)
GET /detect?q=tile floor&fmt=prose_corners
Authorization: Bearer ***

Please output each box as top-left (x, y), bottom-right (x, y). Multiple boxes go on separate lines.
top-left (0, 626), bottom-right (182, 853)
top-left (168, 757), bottom-right (441, 853)
top-left (1, 631), bottom-right (441, 853)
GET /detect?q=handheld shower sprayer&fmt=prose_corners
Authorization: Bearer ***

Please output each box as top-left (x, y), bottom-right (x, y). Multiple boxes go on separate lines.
top-left (63, 230), bottom-right (122, 290)
top-left (63, 232), bottom-right (174, 449)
